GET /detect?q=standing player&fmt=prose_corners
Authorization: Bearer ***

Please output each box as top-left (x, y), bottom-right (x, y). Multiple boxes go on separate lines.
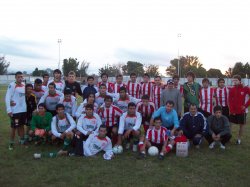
top-left (42, 73), bottom-right (49, 92)
top-left (152, 76), bottom-right (164, 110)
top-left (127, 73), bottom-right (141, 99)
top-left (214, 78), bottom-right (230, 118)
top-left (47, 69), bottom-right (65, 93)
top-left (95, 84), bottom-right (113, 108)
top-left (97, 73), bottom-right (114, 93)
top-left (117, 102), bottom-right (142, 152)
top-left (229, 75), bottom-right (250, 144)
top-left (5, 71), bottom-right (27, 150)
top-left (173, 74), bottom-right (183, 95)
top-left (140, 73), bottom-right (153, 99)
top-left (82, 76), bottom-right (98, 100)
top-left (64, 71), bottom-right (82, 97)
top-left (113, 74), bottom-right (126, 94)
top-left (199, 78), bottom-right (214, 118)
top-left (33, 78), bottom-right (45, 104)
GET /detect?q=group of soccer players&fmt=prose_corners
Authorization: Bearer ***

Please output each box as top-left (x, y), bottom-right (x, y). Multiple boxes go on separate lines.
top-left (5, 69), bottom-right (250, 160)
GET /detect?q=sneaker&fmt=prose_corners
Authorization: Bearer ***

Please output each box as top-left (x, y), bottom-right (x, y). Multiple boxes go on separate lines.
top-left (220, 143), bottom-right (226, 150)
top-left (33, 153), bottom-right (41, 159)
top-left (8, 144), bottom-right (14, 151)
top-left (132, 144), bottom-right (138, 152)
top-left (236, 139), bottom-right (241, 145)
top-left (209, 141), bottom-right (215, 149)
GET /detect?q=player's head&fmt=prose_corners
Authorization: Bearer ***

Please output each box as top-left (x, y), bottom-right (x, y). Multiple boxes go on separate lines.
top-left (189, 103), bottom-right (198, 116)
top-left (141, 95), bottom-right (150, 106)
top-left (48, 82), bottom-right (56, 94)
top-left (87, 93), bottom-right (95, 103)
top-left (67, 71), bottom-right (76, 82)
top-left (98, 125), bottom-right (107, 138)
top-left (128, 102), bottom-right (136, 115)
top-left (101, 73), bottom-right (108, 82)
top-left (15, 71), bottom-right (23, 83)
top-left (34, 78), bottom-right (42, 90)
top-left (130, 73), bottom-right (137, 82)
top-left (167, 79), bottom-right (174, 89)
top-left (104, 95), bottom-right (113, 108)
top-left (38, 103), bottom-right (46, 114)
top-left (119, 86), bottom-right (127, 98)
top-left (165, 100), bottom-right (174, 112)
top-left (186, 71), bottom-right (195, 82)
top-left (56, 103), bottom-right (65, 115)
top-left (85, 104), bottom-right (94, 116)
top-left (202, 78), bottom-right (210, 88)
top-left (172, 74), bottom-right (180, 85)
top-left (53, 69), bottom-right (62, 79)
top-left (143, 73), bottom-right (150, 82)
top-left (99, 84), bottom-right (107, 94)
top-left (64, 88), bottom-right (72, 100)
top-left (116, 74), bottom-right (123, 84)
top-left (232, 75), bottom-right (241, 86)
top-left (154, 76), bottom-right (161, 85)
top-left (43, 73), bottom-right (49, 81)
top-left (217, 78), bottom-right (225, 88)
top-left (25, 83), bottom-right (33, 94)
top-left (214, 105), bottom-right (222, 118)
top-left (87, 76), bottom-right (94, 85)
top-left (153, 117), bottom-right (162, 129)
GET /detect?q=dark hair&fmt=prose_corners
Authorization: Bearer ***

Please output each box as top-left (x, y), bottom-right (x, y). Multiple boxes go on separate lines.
top-left (119, 86), bottom-right (127, 93)
top-left (85, 104), bottom-right (94, 110)
top-left (87, 93), bottom-right (95, 100)
top-left (213, 105), bottom-right (222, 113)
top-left (38, 103), bottom-right (46, 109)
top-left (128, 102), bottom-right (136, 108)
top-left (130, 73), bottom-right (137, 77)
top-left (99, 83), bottom-right (107, 89)
top-left (101, 73), bottom-right (108, 78)
top-left (172, 74), bottom-right (180, 80)
top-left (25, 83), bottom-right (33, 89)
top-left (34, 78), bottom-right (42, 84)
top-left (154, 76), bottom-right (161, 80)
top-left (15, 71), bottom-right (23, 76)
top-left (233, 74), bottom-right (241, 81)
top-left (144, 73), bottom-right (150, 78)
top-left (116, 74), bottom-right (123, 79)
top-left (87, 76), bottom-right (94, 81)
top-left (202, 78), bottom-right (209, 83)
top-left (186, 71), bottom-right (195, 79)
top-left (53, 69), bottom-right (62, 75)
top-left (189, 103), bottom-right (197, 109)
top-left (99, 124), bottom-right (107, 130)
top-left (166, 100), bottom-right (174, 106)
top-left (42, 73), bottom-right (49, 78)
top-left (141, 95), bottom-right (150, 100)
top-left (48, 82), bottom-right (56, 88)
top-left (217, 78), bottom-right (225, 85)
top-left (104, 95), bottom-right (113, 102)
top-left (153, 117), bottom-right (162, 122)
top-left (56, 103), bottom-right (65, 110)
top-left (64, 88), bottom-right (72, 95)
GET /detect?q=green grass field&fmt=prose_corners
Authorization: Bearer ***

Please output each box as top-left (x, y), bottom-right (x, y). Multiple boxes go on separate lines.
top-left (0, 85), bottom-right (249, 187)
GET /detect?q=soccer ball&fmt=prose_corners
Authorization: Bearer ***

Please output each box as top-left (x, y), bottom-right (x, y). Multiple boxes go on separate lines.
top-left (148, 146), bottom-right (159, 156)
top-left (112, 145), bottom-right (123, 154)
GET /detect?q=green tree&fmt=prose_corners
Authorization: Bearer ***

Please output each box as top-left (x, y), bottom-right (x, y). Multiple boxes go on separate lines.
top-left (145, 64), bottom-right (160, 77)
top-left (0, 56), bottom-right (10, 75)
top-left (32, 68), bottom-right (47, 76)
top-left (62, 58), bottom-right (79, 76)
top-left (98, 64), bottom-right (121, 76)
top-left (225, 67), bottom-right (233, 78)
top-left (232, 62), bottom-right (245, 78)
top-left (122, 61), bottom-right (144, 76)
top-left (77, 60), bottom-right (89, 77)
top-left (207, 68), bottom-right (224, 78)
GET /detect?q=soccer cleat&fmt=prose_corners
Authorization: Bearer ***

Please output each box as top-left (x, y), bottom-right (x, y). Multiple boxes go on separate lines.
top-left (125, 143), bottom-right (130, 150)
top-left (220, 143), bottom-right (226, 150)
top-left (132, 144), bottom-right (138, 152)
top-left (236, 139), bottom-right (241, 145)
top-left (8, 144), bottom-right (14, 151)
top-left (158, 154), bottom-right (164, 160)
top-left (137, 152), bottom-right (146, 159)
top-left (209, 141), bottom-right (215, 149)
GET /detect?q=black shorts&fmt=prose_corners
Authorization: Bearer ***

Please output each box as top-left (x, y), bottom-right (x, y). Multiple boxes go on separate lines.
top-left (150, 142), bottom-right (163, 150)
top-left (229, 114), bottom-right (247, 125)
top-left (10, 112), bottom-right (27, 128)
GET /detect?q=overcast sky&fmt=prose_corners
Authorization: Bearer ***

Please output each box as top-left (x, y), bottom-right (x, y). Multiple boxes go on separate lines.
top-left (1, 0), bottom-right (250, 75)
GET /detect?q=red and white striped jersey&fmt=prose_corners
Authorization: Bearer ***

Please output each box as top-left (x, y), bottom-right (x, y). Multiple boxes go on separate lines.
top-left (127, 81), bottom-right (141, 99)
top-left (136, 101), bottom-right (155, 125)
top-left (113, 83), bottom-right (126, 93)
top-left (214, 87), bottom-right (229, 107)
top-left (152, 85), bottom-right (163, 110)
top-left (97, 82), bottom-right (114, 93)
top-left (98, 105), bottom-right (123, 127)
top-left (146, 126), bottom-right (168, 144)
top-left (199, 87), bottom-right (215, 114)
top-left (140, 82), bottom-right (153, 98)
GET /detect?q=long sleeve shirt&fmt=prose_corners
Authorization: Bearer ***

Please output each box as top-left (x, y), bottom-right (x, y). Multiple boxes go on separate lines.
top-left (152, 107), bottom-right (179, 128)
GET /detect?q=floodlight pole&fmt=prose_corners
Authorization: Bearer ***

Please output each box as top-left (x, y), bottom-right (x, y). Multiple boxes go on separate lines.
top-left (58, 39), bottom-right (62, 70)
top-left (177, 33), bottom-right (181, 77)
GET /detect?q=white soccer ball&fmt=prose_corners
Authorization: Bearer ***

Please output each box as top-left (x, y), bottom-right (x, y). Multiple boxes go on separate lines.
top-left (148, 146), bottom-right (159, 156)
top-left (112, 145), bottom-right (123, 154)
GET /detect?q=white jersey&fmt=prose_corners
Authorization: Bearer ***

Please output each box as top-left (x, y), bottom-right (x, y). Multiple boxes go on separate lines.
top-left (48, 79), bottom-right (65, 93)
top-left (113, 94), bottom-right (141, 113)
top-left (59, 95), bottom-right (77, 117)
top-left (77, 113), bottom-right (102, 135)
top-left (5, 82), bottom-right (27, 114)
top-left (39, 91), bottom-right (63, 111)
top-left (118, 112), bottom-right (142, 134)
top-left (75, 101), bottom-right (99, 118)
top-left (83, 134), bottom-right (113, 160)
top-left (95, 92), bottom-right (114, 108)
top-left (51, 113), bottom-right (76, 137)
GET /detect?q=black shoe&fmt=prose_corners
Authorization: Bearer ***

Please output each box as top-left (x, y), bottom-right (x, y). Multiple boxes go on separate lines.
top-left (158, 154), bottom-right (164, 160)
top-left (137, 152), bottom-right (146, 159)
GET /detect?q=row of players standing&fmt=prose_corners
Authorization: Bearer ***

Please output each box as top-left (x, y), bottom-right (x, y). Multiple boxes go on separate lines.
top-left (5, 69), bottom-right (250, 157)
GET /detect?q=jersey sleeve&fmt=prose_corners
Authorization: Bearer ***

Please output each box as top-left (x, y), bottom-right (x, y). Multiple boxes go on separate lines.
top-left (103, 138), bottom-right (114, 160)
top-left (5, 83), bottom-right (14, 113)
top-left (77, 115), bottom-right (88, 135)
top-left (75, 103), bottom-right (84, 119)
top-left (65, 114), bottom-right (76, 133)
top-left (51, 117), bottom-right (61, 138)
top-left (94, 114), bottom-right (102, 133)
top-left (72, 97), bottom-right (77, 117)
top-left (133, 112), bottom-right (142, 131)
top-left (118, 113), bottom-right (126, 134)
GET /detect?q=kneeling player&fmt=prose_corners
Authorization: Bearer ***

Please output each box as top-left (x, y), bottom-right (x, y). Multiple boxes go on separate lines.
top-left (117, 102), bottom-right (142, 152)
top-left (51, 104), bottom-right (76, 150)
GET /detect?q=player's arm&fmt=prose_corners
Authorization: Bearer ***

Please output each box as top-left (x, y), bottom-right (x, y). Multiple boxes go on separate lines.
top-left (117, 114), bottom-right (125, 145)
top-left (133, 113), bottom-right (142, 131)
top-left (5, 83), bottom-right (14, 115)
top-left (75, 103), bottom-right (84, 119)
top-left (51, 117), bottom-right (61, 138)
top-left (76, 115), bottom-right (89, 135)
top-left (94, 114), bottom-right (102, 134)
top-left (103, 138), bottom-right (114, 160)
top-left (72, 97), bottom-right (77, 117)
top-left (65, 114), bottom-right (76, 133)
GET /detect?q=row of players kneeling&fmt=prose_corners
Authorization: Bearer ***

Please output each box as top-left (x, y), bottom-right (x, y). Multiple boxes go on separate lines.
top-left (34, 104), bottom-right (232, 160)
